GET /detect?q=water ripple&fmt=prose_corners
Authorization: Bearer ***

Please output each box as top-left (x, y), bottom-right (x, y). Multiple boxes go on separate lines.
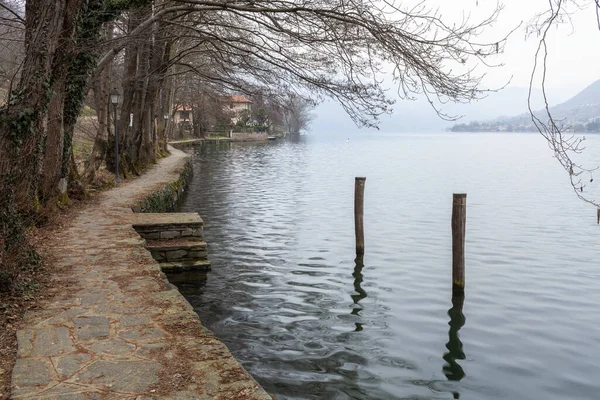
top-left (170, 134), bottom-right (600, 400)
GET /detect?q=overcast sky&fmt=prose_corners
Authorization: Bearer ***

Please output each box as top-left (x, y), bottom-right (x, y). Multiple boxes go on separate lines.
top-left (315, 1), bottom-right (599, 130)
top-left (442, 0), bottom-right (600, 102)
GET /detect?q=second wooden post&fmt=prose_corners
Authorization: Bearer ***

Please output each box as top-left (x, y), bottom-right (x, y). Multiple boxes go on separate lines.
top-left (452, 193), bottom-right (467, 294)
top-left (354, 177), bottom-right (366, 258)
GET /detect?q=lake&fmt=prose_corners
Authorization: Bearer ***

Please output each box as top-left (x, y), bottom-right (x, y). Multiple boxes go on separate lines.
top-left (169, 133), bottom-right (600, 400)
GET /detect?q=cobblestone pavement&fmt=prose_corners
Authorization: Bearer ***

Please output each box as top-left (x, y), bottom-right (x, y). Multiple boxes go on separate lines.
top-left (12, 147), bottom-right (271, 400)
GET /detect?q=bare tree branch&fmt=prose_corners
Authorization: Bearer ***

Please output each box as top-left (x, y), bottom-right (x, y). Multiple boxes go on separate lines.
top-left (528, 0), bottom-right (600, 206)
top-left (0, 0), bottom-right (24, 25)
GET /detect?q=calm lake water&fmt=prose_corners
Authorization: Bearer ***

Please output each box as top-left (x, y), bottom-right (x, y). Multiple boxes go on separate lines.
top-left (170, 133), bottom-right (600, 400)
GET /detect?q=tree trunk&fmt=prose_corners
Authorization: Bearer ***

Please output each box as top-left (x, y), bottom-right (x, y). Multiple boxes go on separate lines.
top-left (192, 106), bottom-right (201, 138)
top-left (0, 0), bottom-right (69, 205)
top-left (106, 8), bottom-right (142, 176)
top-left (39, 0), bottom-right (82, 202)
top-left (111, 6), bottom-right (174, 174)
top-left (85, 24), bottom-right (114, 182)
top-left (0, 0), bottom-right (75, 279)
top-left (41, 76), bottom-right (66, 201)
top-left (85, 64), bottom-right (111, 182)
top-left (58, 0), bottom-right (109, 194)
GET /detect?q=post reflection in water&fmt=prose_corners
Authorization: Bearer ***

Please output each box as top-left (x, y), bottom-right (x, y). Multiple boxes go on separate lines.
top-left (351, 257), bottom-right (368, 332)
top-left (443, 294), bottom-right (467, 398)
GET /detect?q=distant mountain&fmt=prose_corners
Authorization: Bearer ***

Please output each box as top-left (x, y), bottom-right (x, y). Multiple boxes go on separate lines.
top-left (451, 79), bottom-right (600, 132)
top-left (554, 80), bottom-right (600, 110)
top-left (312, 86), bottom-right (548, 134)
top-left (444, 86), bottom-right (546, 122)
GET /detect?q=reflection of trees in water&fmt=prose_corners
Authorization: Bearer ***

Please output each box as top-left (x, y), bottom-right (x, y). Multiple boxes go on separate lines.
top-left (443, 295), bottom-right (466, 398)
top-left (351, 257), bottom-right (368, 332)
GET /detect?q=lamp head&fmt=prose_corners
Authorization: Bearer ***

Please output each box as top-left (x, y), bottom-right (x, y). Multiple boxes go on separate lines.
top-left (110, 88), bottom-right (120, 105)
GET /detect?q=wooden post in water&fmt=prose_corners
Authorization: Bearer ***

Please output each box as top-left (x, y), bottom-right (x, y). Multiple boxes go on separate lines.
top-left (597, 208), bottom-right (599, 224)
top-left (354, 177), bottom-right (366, 258)
top-left (452, 193), bottom-right (467, 295)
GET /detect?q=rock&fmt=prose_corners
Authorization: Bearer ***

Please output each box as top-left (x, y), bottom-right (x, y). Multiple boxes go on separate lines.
top-left (165, 250), bottom-right (187, 261)
top-left (12, 358), bottom-right (55, 387)
top-left (119, 326), bottom-right (165, 342)
top-left (187, 250), bottom-right (208, 259)
top-left (74, 361), bottom-right (159, 392)
top-left (89, 339), bottom-right (136, 356)
top-left (160, 230), bottom-right (180, 239)
top-left (54, 354), bottom-right (92, 379)
top-left (18, 327), bottom-right (75, 357)
top-left (74, 316), bottom-right (110, 340)
top-left (120, 314), bottom-right (152, 328)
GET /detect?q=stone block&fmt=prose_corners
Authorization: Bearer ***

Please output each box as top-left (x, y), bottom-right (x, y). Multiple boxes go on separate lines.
top-left (150, 251), bottom-right (166, 261)
top-left (135, 343), bottom-right (169, 359)
top-left (131, 212), bottom-right (203, 227)
top-left (80, 293), bottom-right (107, 306)
top-left (12, 358), bottom-right (55, 387)
top-left (16, 330), bottom-right (34, 357)
top-left (54, 354), bottom-right (92, 379)
top-left (119, 326), bottom-right (165, 342)
top-left (120, 314), bottom-right (152, 328)
top-left (143, 232), bottom-right (161, 240)
top-left (73, 360), bottom-right (159, 392)
top-left (19, 327), bottom-right (75, 357)
top-left (74, 316), bottom-right (110, 341)
top-left (44, 308), bottom-right (87, 327)
top-left (160, 230), bottom-right (180, 239)
top-left (89, 339), bottom-right (136, 355)
top-left (159, 259), bottom-right (211, 272)
top-left (166, 250), bottom-right (188, 261)
top-left (192, 229), bottom-right (203, 237)
top-left (187, 250), bottom-right (208, 259)
top-left (181, 228), bottom-right (194, 237)
top-left (169, 391), bottom-right (214, 400)
top-left (23, 383), bottom-right (102, 399)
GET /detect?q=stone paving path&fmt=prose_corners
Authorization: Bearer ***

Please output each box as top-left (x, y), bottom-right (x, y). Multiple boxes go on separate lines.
top-left (12, 147), bottom-right (271, 400)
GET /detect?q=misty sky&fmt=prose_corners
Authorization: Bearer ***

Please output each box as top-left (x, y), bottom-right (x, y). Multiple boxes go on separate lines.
top-left (446, 0), bottom-right (600, 102)
top-left (314, 1), bottom-right (600, 132)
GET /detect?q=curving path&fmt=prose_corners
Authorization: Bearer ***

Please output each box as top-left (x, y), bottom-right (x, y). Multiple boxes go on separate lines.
top-left (11, 147), bottom-right (271, 400)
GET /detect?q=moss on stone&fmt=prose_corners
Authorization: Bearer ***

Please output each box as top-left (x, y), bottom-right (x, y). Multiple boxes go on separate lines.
top-left (136, 159), bottom-right (192, 213)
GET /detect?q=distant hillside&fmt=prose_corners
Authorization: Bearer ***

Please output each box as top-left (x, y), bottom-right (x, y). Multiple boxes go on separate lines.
top-left (451, 80), bottom-right (600, 132)
top-left (312, 86), bottom-right (547, 134)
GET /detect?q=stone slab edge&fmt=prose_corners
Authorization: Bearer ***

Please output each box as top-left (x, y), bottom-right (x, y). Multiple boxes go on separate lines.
top-left (11, 146), bottom-right (271, 400)
top-left (133, 147), bottom-right (271, 398)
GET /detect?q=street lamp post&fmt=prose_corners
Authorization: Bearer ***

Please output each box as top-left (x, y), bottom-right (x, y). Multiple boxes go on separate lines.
top-left (164, 113), bottom-right (169, 137)
top-left (110, 88), bottom-right (121, 183)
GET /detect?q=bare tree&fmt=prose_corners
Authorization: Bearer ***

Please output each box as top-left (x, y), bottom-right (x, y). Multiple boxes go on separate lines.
top-left (84, 23), bottom-right (114, 183)
top-left (0, 0), bottom-right (24, 96)
top-left (1, 0), bottom-right (510, 288)
top-left (0, 0), bottom-right (139, 291)
top-left (154, 1), bottom-right (509, 127)
top-left (282, 94), bottom-right (314, 136)
top-left (528, 0), bottom-right (600, 205)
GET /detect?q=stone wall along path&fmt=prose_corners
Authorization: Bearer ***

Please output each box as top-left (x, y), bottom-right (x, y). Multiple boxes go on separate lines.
top-left (11, 146), bottom-right (271, 400)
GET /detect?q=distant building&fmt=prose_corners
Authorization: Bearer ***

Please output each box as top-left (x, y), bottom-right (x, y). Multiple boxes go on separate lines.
top-left (226, 95), bottom-right (253, 114)
top-left (173, 105), bottom-right (193, 125)
top-left (225, 95), bottom-right (253, 125)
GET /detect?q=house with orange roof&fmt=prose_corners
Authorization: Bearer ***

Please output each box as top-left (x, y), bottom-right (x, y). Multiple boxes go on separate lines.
top-left (226, 95), bottom-right (253, 115)
top-left (173, 105), bottom-right (193, 125)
